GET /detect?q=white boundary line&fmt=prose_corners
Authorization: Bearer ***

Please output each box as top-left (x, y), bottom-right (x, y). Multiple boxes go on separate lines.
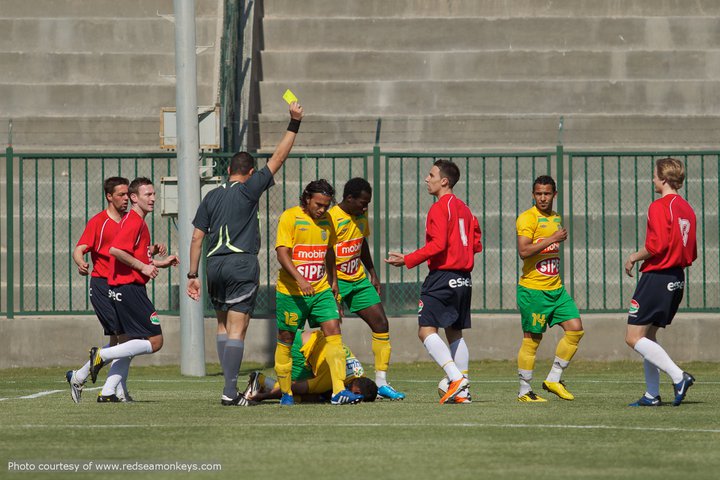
top-left (0, 387), bottom-right (101, 402)
top-left (3, 423), bottom-right (720, 434)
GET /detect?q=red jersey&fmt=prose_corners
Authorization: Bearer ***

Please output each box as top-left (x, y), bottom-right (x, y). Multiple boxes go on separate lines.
top-left (109, 209), bottom-right (152, 286)
top-left (641, 194), bottom-right (697, 272)
top-left (404, 194), bottom-right (482, 271)
top-left (76, 210), bottom-right (122, 279)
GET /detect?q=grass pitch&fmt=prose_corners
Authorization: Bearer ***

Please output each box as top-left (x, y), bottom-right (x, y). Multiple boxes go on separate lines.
top-left (1, 361), bottom-right (719, 480)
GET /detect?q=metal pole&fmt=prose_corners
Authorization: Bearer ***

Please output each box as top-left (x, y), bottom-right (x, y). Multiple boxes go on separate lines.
top-left (5, 120), bottom-right (14, 318)
top-left (174, 0), bottom-right (205, 376)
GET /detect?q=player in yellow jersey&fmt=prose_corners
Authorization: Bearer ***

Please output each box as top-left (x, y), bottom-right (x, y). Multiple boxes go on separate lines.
top-left (243, 329), bottom-right (378, 403)
top-left (273, 179), bottom-right (363, 406)
top-left (328, 178), bottom-right (405, 400)
top-left (515, 176), bottom-right (584, 402)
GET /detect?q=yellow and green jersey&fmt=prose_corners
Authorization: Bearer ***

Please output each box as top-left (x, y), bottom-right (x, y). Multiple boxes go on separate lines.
top-left (293, 330), bottom-right (364, 383)
top-left (516, 205), bottom-right (562, 290)
top-left (328, 205), bottom-right (370, 282)
top-left (275, 206), bottom-right (335, 296)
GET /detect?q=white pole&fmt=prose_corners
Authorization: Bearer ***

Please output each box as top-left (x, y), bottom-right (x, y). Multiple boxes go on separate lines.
top-left (174, 0), bottom-right (205, 376)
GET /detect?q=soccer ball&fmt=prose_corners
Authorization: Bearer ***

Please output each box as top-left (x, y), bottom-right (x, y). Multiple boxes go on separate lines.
top-left (437, 377), bottom-right (450, 398)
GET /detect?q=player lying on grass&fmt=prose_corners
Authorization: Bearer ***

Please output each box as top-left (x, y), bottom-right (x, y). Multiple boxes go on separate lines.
top-left (243, 328), bottom-right (377, 404)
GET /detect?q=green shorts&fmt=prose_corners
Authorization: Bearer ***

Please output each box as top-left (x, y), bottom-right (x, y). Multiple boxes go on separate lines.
top-left (338, 277), bottom-right (381, 313)
top-left (276, 289), bottom-right (339, 333)
top-left (290, 330), bottom-right (313, 381)
top-left (517, 285), bottom-right (580, 334)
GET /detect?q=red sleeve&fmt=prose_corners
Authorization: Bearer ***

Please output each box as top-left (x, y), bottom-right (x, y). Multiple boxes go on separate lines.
top-left (644, 202), bottom-right (669, 257)
top-left (472, 215), bottom-right (483, 254)
top-left (404, 203), bottom-right (448, 269)
top-left (76, 215), bottom-right (98, 252)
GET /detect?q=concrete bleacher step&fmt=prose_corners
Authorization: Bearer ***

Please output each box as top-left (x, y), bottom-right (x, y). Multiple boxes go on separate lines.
top-left (0, 52), bottom-right (214, 84)
top-left (257, 114), bottom-right (720, 152)
top-left (263, 0), bottom-right (720, 18)
top-left (261, 17), bottom-right (720, 51)
top-left (0, 0), bottom-right (219, 18)
top-left (261, 50), bottom-right (720, 82)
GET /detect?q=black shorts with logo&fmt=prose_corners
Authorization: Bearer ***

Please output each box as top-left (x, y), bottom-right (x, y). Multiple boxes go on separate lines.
top-left (89, 276), bottom-right (123, 336)
top-left (627, 267), bottom-right (684, 328)
top-left (207, 253), bottom-right (260, 313)
top-left (418, 270), bottom-right (472, 330)
top-left (111, 283), bottom-right (162, 338)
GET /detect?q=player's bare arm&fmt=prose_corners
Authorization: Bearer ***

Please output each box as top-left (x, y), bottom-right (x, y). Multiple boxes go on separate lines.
top-left (266, 102), bottom-right (304, 175)
top-left (384, 251), bottom-right (405, 267)
top-left (624, 248), bottom-right (651, 277)
top-left (361, 239), bottom-right (381, 292)
top-left (72, 244), bottom-right (90, 276)
top-left (186, 228), bottom-right (205, 301)
top-left (277, 246), bottom-right (314, 296)
top-left (153, 255), bottom-right (179, 269)
top-left (517, 227), bottom-right (567, 259)
top-left (110, 246), bottom-right (159, 279)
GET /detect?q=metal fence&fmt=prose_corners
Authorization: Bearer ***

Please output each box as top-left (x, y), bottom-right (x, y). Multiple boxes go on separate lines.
top-left (2, 148), bottom-right (718, 318)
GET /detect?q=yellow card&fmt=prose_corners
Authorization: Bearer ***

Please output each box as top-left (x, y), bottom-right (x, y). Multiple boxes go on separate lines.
top-left (283, 89), bottom-right (298, 105)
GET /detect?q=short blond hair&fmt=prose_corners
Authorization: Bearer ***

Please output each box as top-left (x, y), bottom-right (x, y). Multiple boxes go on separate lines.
top-left (656, 157), bottom-right (685, 190)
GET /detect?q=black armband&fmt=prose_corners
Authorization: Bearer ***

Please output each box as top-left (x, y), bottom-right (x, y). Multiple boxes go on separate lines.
top-left (287, 119), bottom-right (301, 133)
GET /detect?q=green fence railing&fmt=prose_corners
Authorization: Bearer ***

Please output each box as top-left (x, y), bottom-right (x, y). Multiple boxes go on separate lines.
top-left (2, 148), bottom-right (718, 318)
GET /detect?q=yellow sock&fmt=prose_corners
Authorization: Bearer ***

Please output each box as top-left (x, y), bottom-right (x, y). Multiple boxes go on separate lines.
top-left (556, 330), bottom-right (584, 362)
top-left (324, 334), bottom-right (346, 395)
top-left (518, 337), bottom-right (541, 371)
top-left (274, 342), bottom-right (293, 395)
top-left (371, 332), bottom-right (391, 373)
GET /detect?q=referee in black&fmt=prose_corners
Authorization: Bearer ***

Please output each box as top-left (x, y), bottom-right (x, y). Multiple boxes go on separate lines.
top-left (187, 102), bottom-right (304, 406)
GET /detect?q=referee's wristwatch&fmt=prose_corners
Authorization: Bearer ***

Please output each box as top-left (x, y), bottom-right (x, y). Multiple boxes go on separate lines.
top-left (186, 272), bottom-right (199, 279)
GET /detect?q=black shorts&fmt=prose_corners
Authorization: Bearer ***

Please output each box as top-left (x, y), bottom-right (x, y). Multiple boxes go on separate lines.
top-left (627, 268), bottom-right (684, 328)
top-left (111, 283), bottom-right (162, 338)
top-left (418, 270), bottom-right (472, 330)
top-left (89, 276), bottom-right (123, 336)
top-left (207, 254), bottom-right (260, 313)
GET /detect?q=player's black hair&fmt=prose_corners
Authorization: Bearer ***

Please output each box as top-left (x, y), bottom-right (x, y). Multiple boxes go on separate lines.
top-left (342, 177), bottom-right (372, 200)
top-left (300, 179), bottom-right (335, 207)
top-left (533, 175), bottom-right (557, 193)
top-left (229, 152), bottom-right (256, 175)
top-left (433, 159), bottom-right (460, 188)
top-left (103, 176), bottom-right (129, 196)
top-left (129, 177), bottom-right (153, 197)
top-left (351, 377), bottom-right (378, 402)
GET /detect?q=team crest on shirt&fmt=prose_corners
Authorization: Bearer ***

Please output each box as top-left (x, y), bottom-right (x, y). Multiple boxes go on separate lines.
top-left (150, 312), bottom-right (160, 325)
top-left (628, 299), bottom-right (639, 316)
top-left (321, 230), bottom-right (327, 241)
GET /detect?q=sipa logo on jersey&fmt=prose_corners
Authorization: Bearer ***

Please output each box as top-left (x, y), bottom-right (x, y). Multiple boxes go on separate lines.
top-left (535, 258), bottom-right (559, 276)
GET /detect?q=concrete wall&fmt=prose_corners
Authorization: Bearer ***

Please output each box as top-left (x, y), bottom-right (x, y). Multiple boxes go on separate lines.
top-left (1, 313), bottom-right (717, 369)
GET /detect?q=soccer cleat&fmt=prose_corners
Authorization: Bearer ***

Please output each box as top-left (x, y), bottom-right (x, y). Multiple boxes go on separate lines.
top-left (517, 391), bottom-right (547, 402)
top-left (65, 370), bottom-right (84, 404)
top-left (439, 377), bottom-right (469, 404)
top-left (629, 395), bottom-right (662, 407)
top-left (453, 395), bottom-right (472, 404)
top-left (672, 372), bottom-right (695, 406)
top-left (331, 389), bottom-right (363, 405)
top-left (280, 393), bottom-right (295, 406)
top-left (221, 393), bottom-right (250, 406)
top-left (242, 371), bottom-right (262, 401)
top-left (116, 389), bottom-right (134, 403)
top-left (377, 384), bottom-right (406, 401)
top-left (542, 380), bottom-right (575, 400)
top-left (88, 347), bottom-right (107, 384)
top-left (97, 394), bottom-right (121, 403)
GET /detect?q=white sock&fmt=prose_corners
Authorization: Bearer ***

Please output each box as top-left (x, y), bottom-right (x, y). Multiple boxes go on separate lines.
top-left (643, 359), bottom-right (661, 398)
top-left (264, 376), bottom-right (277, 392)
top-left (115, 356), bottom-right (133, 397)
top-left (76, 360), bottom-right (91, 384)
top-left (449, 338), bottom-right (469, 376)
top-left (423, 334), bottom-right (463, 381)
top-left (518, 369), bottom-right (533, 397)
top-left (101, 358), bottom-right (130, 396)
top-left (100, 339), bottom-right (152, 361)
top-left (633, 337), bottom-right (683, 384)
top-left (546, 356), bottom-right (570, 383)
top-left (375, 370), bottom-right (388, 388)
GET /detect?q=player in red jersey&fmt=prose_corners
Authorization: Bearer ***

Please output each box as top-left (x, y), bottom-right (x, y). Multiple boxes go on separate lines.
top-left (624, 158), bottom-right (697, 407)
top-left (386, 160), bottom-right (482, 404)
top-left (66, 177), bottom-right (129, 403)
top-left (87, 177), bottom-right (178, 402)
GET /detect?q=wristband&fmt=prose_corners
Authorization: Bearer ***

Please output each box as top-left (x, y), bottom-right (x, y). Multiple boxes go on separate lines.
top-left (287, 119), bottom-right (301, 133)
top-left (186, 272), bottom-right (199, 279)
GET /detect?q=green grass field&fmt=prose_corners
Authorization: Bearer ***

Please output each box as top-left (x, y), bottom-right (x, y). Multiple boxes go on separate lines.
top-left (1, 361), bottom-right (719, 479)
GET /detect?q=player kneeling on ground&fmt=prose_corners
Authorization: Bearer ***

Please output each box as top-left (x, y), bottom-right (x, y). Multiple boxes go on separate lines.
top-left (244, 329), bottom-right (377, 404)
